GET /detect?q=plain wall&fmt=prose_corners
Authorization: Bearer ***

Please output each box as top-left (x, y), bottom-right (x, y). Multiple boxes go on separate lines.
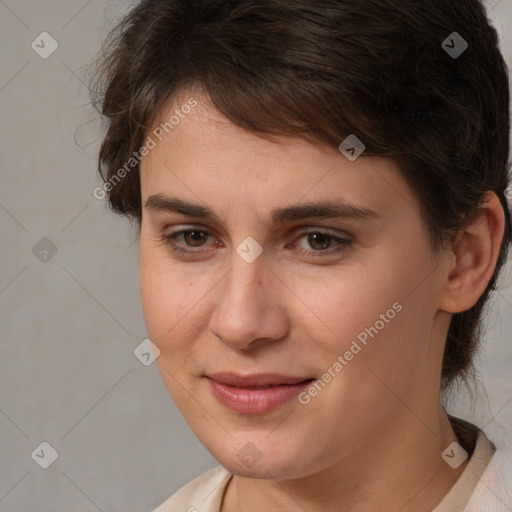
top-left (0, 1), bottom-right (511, 510)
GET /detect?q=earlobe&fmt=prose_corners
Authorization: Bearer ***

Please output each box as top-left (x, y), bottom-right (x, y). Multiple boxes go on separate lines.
top-left (438, 191), bottom-right (505, 314)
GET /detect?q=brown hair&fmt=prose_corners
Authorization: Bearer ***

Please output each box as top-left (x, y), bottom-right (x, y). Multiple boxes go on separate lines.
top-left (91, 0), bottom-right (511, 391)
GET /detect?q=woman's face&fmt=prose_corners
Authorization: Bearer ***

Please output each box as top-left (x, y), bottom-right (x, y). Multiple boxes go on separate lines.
top-left (138, 92), bottom-right (452, 479)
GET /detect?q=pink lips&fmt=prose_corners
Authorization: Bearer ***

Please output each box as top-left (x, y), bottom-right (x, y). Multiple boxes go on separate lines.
top-left (206, 372), bottom-right (314, 414)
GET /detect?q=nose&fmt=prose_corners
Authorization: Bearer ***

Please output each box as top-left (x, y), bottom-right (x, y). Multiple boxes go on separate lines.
top-left (208, 253), bottom-right (289, 351)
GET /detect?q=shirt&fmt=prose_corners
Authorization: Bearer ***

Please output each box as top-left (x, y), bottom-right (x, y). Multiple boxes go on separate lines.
top-left (152, 429), bottom-right (512, 512)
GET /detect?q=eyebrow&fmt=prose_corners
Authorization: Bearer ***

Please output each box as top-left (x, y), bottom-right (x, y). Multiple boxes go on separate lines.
top-left (144, 194), bottom-right (381, 224)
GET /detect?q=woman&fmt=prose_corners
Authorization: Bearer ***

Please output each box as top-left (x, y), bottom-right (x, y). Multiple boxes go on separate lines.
top-left (92, 0), bottom-right (512, 510)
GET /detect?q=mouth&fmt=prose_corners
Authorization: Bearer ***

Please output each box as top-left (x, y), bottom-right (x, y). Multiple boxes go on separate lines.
top-left (206, 372), bottom-right (314, 387)
top-left (205, 372), bottom-right (315, 414)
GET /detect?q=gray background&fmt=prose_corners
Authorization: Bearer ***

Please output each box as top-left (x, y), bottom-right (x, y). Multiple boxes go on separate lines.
top-left (0, 1), bottom-right (511, 511)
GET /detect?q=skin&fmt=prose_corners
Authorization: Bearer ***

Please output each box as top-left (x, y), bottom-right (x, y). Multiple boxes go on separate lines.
top-left (138, 90), bottom-right (505, 512)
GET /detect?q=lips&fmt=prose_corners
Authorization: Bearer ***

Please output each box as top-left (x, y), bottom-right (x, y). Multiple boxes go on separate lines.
top-left (205, 372), bottom-right (315, 414)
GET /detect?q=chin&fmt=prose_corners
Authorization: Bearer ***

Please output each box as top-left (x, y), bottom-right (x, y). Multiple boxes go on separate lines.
top-left (210, 442), bottom-right (306, 480)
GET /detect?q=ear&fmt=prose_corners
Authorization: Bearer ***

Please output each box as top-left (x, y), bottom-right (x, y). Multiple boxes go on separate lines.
top-left (438, 191), bottom-right (505, 313)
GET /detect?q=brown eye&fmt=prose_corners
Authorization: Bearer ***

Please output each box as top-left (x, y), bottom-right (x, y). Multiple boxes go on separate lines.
top-left (307, 233), bottom-right (333, 250)
top-left (183, 230), bottom-right (208, 247)
top-left (162, 228), bottom-right (216, 255)
top-left (292, 230), bottom-right (352, 259)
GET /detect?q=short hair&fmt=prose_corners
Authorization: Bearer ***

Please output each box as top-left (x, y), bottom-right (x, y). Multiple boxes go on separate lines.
top-left (91, 0), bottom-right (511, 391)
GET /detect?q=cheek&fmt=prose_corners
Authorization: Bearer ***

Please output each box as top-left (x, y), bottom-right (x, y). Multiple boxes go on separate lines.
top-left (302, 251), bottom-right (437, 379)
top-left (138, 241), bottom-right (220, 369)
top-left (139, 243), bottom-right (192, 347)
top-left (292, 268), bottom-right (402, 349)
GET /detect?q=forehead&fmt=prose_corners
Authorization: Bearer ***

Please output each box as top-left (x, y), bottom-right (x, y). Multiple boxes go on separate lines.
top-left (140, 91), bottom-right (418, 221)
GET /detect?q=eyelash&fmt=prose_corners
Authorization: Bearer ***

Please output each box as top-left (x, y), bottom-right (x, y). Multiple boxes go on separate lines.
top-left (158, 227), bottom-right (352, 260)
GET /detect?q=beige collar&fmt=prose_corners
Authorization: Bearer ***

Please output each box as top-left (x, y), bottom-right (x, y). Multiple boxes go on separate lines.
top-left (432, 427), bottom-right (495, 511)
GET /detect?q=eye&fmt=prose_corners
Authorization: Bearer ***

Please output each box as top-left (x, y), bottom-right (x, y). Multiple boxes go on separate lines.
top-left (302, 232), bottom-right (336, 250)
top-left (290, 229), bottom-right (352, 258)
top-left (175, 229), bottom-right (209, 247)
top-left (160, 228), bottom-right (217, 255)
